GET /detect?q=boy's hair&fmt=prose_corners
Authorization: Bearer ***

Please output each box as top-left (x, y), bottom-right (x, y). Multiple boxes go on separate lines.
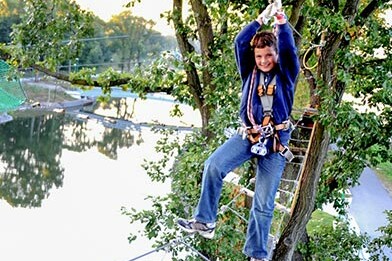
top-left (250, 31), bottom-right (277, 52)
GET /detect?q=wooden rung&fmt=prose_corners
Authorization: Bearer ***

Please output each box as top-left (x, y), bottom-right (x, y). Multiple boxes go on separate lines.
top-left (289, 147), bottom-right (308, 154)
top-left (240, 188), bottom-right (291, 215)
top-left (303, 107), bottom-right (319, 115)
top-left (296, 124), bottom-right (313, 130)
top-left (223, 171), bottom-right (241, 185)
top-left (240, 187), bottom-right (254, 197)
top-left (280, 178), bottom-right (298, 183)
top-left (275, 202), bottom-right (291, 214)
top-left (290, 138), bottom-right (310, 143)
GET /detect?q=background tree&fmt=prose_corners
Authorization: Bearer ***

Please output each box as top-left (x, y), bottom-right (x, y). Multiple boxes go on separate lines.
top-left (0, 0), bottom-right (23, 43)
top-left (67, 17), bottom-right (112, 74)
top-left (1, 0), bottom-right (176, 78)
top-left (8, 0), bottom-right (94, 70)
top-left (106, 11), bottom-right (175, 71)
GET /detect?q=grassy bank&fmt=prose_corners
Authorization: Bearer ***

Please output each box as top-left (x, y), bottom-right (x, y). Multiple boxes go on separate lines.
top-left (374, 161), bottom-right (392, 195)
top-left (23, 83), bottom-right (76, 104)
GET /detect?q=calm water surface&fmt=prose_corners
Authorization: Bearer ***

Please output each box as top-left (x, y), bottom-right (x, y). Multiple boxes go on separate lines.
top-left (0, 97), bottom-right (200, 261)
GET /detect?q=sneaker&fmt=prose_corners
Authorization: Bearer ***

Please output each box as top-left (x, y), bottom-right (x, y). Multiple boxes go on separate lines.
top-left (250, 258), bottom-right (269, 261)
top-left (177, 218), bottom-right (215, 239)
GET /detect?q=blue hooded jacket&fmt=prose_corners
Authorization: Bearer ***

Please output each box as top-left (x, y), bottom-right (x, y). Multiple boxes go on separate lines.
top-left (234, 21), bottom-right (300, 146)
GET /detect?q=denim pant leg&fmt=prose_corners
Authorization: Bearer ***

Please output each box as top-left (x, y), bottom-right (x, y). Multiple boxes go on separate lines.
top-left (194, 134), bottom-right (253, 223)
top-left (243, 152), bottom-right (286, 259)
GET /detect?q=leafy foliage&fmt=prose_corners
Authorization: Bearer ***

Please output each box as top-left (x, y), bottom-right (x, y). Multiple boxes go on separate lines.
top-left (123, 127), bottom-right (254, 260)
top-left (0, 0), bottom-right (22, 44)
top-left (367, 210), bottom-right (392, 261)
top-left (9, 0), bottom-right (94, 69)
top-left (2, 0), bottom-right (392, 259)
top-left (299, 218), bottom-right (368, 261)
top-left (301, 210), bottom-right (392, 261)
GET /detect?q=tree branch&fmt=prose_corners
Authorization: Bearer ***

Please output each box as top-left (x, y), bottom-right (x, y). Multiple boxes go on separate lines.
top-left (31, 64), bottom-right (173, 94)
top-left (358, 0), bottom-right (381, 21)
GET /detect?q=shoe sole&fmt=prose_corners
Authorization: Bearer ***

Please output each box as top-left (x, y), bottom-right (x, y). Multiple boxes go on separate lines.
top-left (198, 230), bottom-right (215, 239)
top-left (177, 223), bottom-right (215, 239)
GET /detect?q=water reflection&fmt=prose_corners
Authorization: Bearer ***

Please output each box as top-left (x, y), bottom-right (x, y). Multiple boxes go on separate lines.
top-left (0, 112), bottom-right (143, 208)
top-left (0, 113), bottom-right (66, 208)
top-left (0, 97), bottom-right (200, 261)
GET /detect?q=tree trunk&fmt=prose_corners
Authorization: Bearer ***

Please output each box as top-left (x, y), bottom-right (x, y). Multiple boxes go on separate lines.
top-left (172, 0), bottom-right (215, 138)
top-left (273, 121), bottom-right (330, 260)
top-left (272, 0), bottom-right (379, 258)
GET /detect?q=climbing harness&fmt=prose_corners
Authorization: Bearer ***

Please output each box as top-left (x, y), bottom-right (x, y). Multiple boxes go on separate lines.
top-left (238, 67), bottom-right (294, 161)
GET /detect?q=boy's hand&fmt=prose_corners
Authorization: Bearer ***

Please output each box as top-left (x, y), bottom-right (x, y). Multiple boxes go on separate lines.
top-left (274, 11), bottom-right (287, 25)
top-left (256, 3), bottom-right (277, 25)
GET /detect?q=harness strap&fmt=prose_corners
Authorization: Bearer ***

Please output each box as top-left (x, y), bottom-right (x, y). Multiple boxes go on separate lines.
top-left (239, 126), bottom-right (294, 161)
top-left (258, 73), bottom-right (276, 127)
top-left (243, 121), bottom-right (292, 134)
top-left (274, 121), bottom-right (292, 131)
top-left (239, 120), bottom-right (293, 146)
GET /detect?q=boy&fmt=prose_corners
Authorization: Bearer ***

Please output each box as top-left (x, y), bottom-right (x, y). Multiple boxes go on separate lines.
top-left (178, 4), bottom-right (300, 261)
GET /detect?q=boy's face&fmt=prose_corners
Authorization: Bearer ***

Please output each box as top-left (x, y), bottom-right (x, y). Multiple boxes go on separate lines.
top-left (254, 46), bottom-right (278, 73)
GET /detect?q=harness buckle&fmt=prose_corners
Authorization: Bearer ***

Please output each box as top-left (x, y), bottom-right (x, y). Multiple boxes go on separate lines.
top-left (251, 137), bottom-right (269, 156)
top-left (279, 146), bottom-right (294, 162)
top-left (237, 126), bottom-right (251, 140)
top-left (282, 120), bottom-right (294, 131)
top-left (256, 124), bottom-right (274, 139)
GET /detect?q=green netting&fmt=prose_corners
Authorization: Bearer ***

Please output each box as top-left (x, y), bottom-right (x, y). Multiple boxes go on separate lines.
top-left (0, 60), bottom-right (26, 112)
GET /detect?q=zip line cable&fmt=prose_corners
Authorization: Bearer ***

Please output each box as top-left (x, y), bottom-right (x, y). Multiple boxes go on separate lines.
top-left (127, 234), bottom-right (193, 261)
top-left (127, 233), bottom-right (211, 261)
top-left (61, 34), bottom-right (130, 44)
top-left (180, 241), bottom-right (211, 261)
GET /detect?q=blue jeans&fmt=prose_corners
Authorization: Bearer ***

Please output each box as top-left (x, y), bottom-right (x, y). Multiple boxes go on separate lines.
top-left (193, 134), bottom-right (286, 259)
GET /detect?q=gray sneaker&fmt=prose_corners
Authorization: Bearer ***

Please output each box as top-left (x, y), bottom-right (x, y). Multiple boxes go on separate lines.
top-left (177, 218), bottom-right (215, 239)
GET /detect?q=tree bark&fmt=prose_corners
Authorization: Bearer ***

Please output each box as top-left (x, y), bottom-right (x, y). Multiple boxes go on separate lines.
top-left (172, 0), bottom-right (203, 108)
top-left (172, 0), bottom-right (213, 138)
top-left (189, 0), bottom-right (215, 139)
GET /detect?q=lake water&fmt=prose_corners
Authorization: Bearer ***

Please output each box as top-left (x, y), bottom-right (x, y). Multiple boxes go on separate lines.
top-left (0, 96), bottom-right (201, 261)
